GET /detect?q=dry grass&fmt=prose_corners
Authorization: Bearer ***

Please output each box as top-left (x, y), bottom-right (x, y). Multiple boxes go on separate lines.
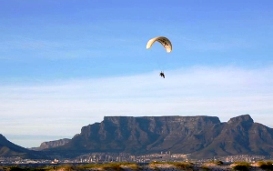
top-left (202, 160), bottom-right (223, 167)
top-left (6, 160), bottom-right (273, 171)
top-left (149, 161), bottom-right (194, 170)
top-left (49, 164), bottom-right (75, 171)
top-left (77, 162), bottom-right (139, 171)
top-left (200, 160), bottom-right (225, 171)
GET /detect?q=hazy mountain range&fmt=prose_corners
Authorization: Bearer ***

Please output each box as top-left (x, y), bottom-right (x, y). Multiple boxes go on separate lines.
top-left (1, 114), bottom-right (273, 159)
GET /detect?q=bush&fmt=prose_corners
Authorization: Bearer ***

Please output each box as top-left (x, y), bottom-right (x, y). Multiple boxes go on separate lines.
top-left (172, 162), bottom-right (194, 170)
top-left (149, 161), bottom-right (194, 170)
top-left (200, 165), bottom-right (210, 171)
top-left (9, 167), bottom-right (25, 171)
top-left (102, 164), bottom-right (123, 171)
top-left (256, 160), bottom-right (273, 170)
top-left (100, 162), bottom-right (139, 171)
top-left (232, 161), bottom-right (250, 171)
top-left (214, 160), bottom-right (224, 165)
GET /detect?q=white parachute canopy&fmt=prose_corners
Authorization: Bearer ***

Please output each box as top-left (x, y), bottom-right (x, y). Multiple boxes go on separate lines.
top-left (146, 36), bottom-right (172, 53)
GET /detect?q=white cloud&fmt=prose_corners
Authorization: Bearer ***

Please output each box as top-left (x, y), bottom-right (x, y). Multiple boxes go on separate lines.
top-left (1, 65), bottom-right (273, 147)
top-left (0, 36), bottom-right (104, 60)
top-left (170, 34), bottom-right (251, 52)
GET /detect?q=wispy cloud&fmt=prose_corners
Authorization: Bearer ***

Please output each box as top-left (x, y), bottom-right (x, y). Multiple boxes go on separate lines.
top-left (0, 36), bottom-right (106, 60)
top-left (1, 65), bottom-right (273, 147)
top-left (172, 35), bottom-right (251, 52)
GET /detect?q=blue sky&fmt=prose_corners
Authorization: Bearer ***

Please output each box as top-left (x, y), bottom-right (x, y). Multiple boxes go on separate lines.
top-left (0, 0), bottom-right (273, 147)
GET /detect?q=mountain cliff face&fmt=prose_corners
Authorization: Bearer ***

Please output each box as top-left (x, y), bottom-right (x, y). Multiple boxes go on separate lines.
top-left (2, 114), bottom-right (272, 159)
top-left (58, 116), bottom-right (220, 154)
top-left (32, 138), bottom-right (71, 151)
top-left (48, 114), bottom-right (273, 159)
top-left (192, 115), bottom-right (273, 158)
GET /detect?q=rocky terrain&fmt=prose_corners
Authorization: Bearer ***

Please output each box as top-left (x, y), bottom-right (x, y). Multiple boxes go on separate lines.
top-left (1, 114), bottom-right (273, 159)
top-left (31, 138), bottom-right (71, 151)
top-left (47, 114), bottom-right (273, 159)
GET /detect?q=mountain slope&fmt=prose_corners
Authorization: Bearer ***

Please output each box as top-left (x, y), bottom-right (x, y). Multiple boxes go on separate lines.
top-left (31, 138), bottom-right (71, 151)
top-left (45, 114), bottom-right (273, 158)
top-left (2, 114), bottom-right (273, 159)
top-left (0, 134), bottom-right (47, 159)
top-left (58, 116), bottom-right (220, 154)
top-left (191, 115), bottom-right (273, 158)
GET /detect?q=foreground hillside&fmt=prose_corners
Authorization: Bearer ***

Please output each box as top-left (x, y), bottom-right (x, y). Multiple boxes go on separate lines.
top-left (45, 114), bottom-right (273, 159)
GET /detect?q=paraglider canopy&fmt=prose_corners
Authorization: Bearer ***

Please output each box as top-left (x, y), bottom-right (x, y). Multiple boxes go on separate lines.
top-left (146, 36), bottom-right (172, 53)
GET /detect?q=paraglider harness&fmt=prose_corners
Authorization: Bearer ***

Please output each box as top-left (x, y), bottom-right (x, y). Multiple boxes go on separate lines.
top-left (160, 71), bottom-right (165, 78)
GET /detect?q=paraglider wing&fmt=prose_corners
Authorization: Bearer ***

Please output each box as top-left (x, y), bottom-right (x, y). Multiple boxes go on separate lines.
top-left (146, 36), bottom-right (172, 53)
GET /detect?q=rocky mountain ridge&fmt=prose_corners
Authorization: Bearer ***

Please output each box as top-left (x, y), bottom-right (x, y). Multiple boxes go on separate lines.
top-left (31, 138), bottom-right (71, 151)
top-left (46, 114), bottom-right (273, 159)
top-left (1, 114), bottom-right (273, 159)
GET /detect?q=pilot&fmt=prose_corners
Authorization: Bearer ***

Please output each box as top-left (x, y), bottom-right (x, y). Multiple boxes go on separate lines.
top-left (160, 72), bottom-right (165, 78)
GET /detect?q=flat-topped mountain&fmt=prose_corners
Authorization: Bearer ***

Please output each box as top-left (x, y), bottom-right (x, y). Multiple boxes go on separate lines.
top-left (2, 114), bottom-right (273, 159)
top-left (46, 114), bottom-right (273, 159)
